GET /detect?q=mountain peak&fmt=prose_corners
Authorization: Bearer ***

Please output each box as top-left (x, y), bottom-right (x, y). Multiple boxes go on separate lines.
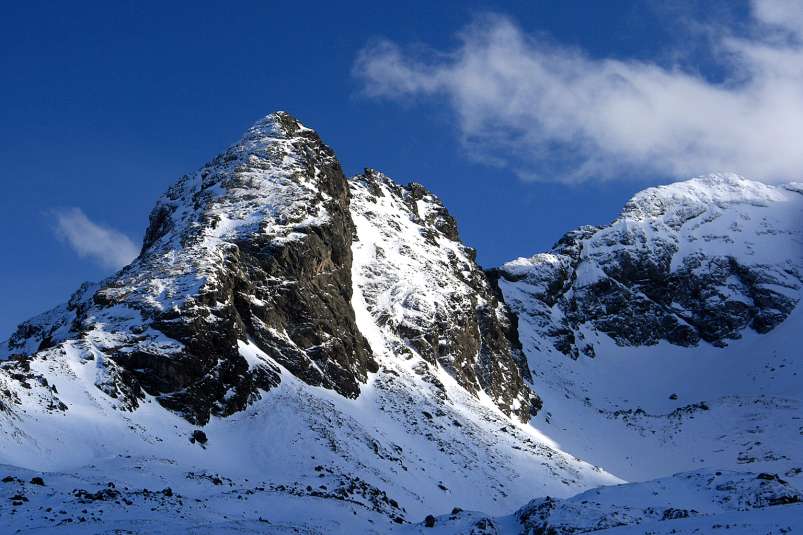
top-left (242, 110), bottom-right (312, 142)
top-left (2, 112), bottom-right (541, 426)
top-left (622, 174), bottom-right (791, 223)
top-left (140, 110), bottom-right (337, 255)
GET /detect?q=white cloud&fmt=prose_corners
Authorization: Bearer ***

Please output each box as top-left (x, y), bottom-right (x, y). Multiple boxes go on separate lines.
top-left (54, 208), bottom-right (138, 270)
top-left (753, 0), bottom-right (803, 40)
top-left (354, 0), bottom-right (803, 183)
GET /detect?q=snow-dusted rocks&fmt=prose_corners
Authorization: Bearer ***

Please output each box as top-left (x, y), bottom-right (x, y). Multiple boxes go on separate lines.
top-left (515, 469), bottom-right (802, 534)
top-left (350, 169), bottom-right (539, 421)
top-left (499, 174), bottom-right (803, 357)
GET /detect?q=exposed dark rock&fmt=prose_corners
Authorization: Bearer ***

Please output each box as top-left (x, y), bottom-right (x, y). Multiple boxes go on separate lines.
top-left (661, 507), bottom-right (694, 520)
top-left (190, 430), bottom-right (208, 445)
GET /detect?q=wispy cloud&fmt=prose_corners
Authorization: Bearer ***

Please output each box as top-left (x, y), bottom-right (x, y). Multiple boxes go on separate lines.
top-left (54, 208), bottom-right (138, 270)
top-left (354, 0), bottom-right (803, 183)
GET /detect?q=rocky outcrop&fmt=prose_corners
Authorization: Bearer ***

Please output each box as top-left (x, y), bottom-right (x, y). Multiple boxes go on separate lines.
top-left (350, 169), bottom-right (539, 421)
top-left (2, 112), bottom-right (375, 424)
top-left (498, 174), bottom-right (803, 357)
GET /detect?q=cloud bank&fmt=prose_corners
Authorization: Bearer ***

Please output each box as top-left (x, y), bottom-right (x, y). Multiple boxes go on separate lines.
top-left (54, 208), bottom-right (138, 270)
top-left (354, 0), bottom-right (803, 183)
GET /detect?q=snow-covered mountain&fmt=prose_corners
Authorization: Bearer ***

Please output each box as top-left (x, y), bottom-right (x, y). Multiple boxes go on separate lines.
top-left (496, 175), bottom-right (803, 484)
top-left (1, 113), bottom-right (800, 533)
top-left (498, 174), bottom-right (802, 355)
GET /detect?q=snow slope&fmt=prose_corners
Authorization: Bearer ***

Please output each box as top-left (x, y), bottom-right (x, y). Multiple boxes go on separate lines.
top-left (2, 463), bottom-right (797, 533)
top-left (0, 337), bottom-right (617, 531)
top-left (401, 469), bottom-right (802, 534)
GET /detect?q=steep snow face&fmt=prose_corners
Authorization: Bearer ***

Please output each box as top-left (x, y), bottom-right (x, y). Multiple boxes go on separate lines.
top-left (1, 112), bottom-right (374, 424)
top-left (499, 174), bottom-right (803, 357)
top-left (498, 174), bottom-right (803, 481)
top-left (349, 170), bottom-right (538, 421)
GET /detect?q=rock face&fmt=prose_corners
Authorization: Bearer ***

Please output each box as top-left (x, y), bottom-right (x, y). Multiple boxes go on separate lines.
top-left (497, 174), bottom-right (803, 358)
top-left (2, 112), bottom-right (375, 424)
top-left (1, 112), bottom-right (536, 425)
top-left (350, 170), bottom-right (538, 421)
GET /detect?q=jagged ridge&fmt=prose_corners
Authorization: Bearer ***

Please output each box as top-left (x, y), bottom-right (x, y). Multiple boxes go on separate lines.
top-left (350, 169), bottom-right (539, 421)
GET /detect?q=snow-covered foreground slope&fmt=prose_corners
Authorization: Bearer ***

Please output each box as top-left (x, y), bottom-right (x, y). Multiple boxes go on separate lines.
top-left (402, 469), bottom-right (802, 534)
top-left (0, 339), bottom-right (615, 532)
top-left (2, 463), bottom-right (798, 533)
top-left (1, 114), bottom-right (801, 533)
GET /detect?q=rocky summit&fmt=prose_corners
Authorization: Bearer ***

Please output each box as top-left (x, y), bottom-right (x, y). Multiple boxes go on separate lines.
top-left (1, 113), bottom-right (801, 534)
top-left (3, 112), bottom-right (376, 424)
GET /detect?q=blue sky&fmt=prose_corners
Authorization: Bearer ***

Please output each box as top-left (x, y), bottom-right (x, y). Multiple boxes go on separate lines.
top-left (2, 0), bottom-right (801, 338)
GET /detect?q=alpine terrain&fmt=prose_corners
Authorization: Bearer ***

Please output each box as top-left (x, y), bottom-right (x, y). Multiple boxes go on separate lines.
top-left (1, 112), bottom-right (801, 534)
